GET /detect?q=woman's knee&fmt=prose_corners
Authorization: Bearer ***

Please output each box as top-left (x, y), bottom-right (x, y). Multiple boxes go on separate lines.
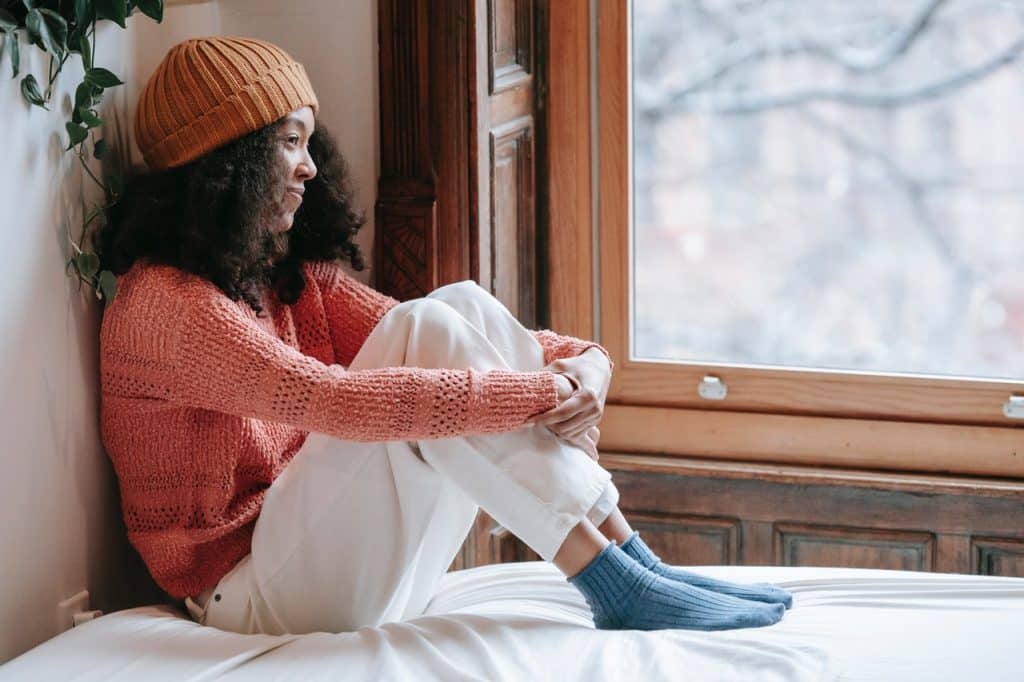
top-left (428, 280), bottom-right (507, 325)
top-left (392, 297), bottom-right (469, 340)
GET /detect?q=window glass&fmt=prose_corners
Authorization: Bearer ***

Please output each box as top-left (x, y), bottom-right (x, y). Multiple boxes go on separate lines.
top-left (632, 0), bottom-right (1024, 379)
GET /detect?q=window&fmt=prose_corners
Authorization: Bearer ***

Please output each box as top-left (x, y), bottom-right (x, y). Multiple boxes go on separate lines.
top-left (547, 1), bottom-right (1024, 477)
top-left (632, 0), bottom-right (1024, 380)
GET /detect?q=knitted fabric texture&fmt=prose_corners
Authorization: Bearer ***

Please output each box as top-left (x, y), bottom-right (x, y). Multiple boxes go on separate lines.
top-left (135, 36), bottom-right (319, 170)
top-left (99, 260), bottom-right (607, 599)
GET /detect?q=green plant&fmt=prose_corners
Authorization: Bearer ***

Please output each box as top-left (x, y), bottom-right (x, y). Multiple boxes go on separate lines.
top-left (1, 0), bottom-right (164, 303)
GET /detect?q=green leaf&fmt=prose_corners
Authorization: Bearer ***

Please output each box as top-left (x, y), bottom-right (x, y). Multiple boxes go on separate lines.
top-left (66, 121), bottom-right (88, 149)
top-left (77, 34), bottom-right (92, 70)
top-left (20, 74), bottom-right (47, 107)
top-left (74, 80), bottom-right (102, 111)
top-left (93, 138), bottom-right (106, 159)
top-left (95, 0), bottom-right (127, 28)
top-left (76, 252), bottom-right (100, 278)
top-left (97, 269), bottom-right (117, 302)
top-left (0, 10), bottom-right (17, 33)
top-left (84, 67), bottom-right (122, 88)
top-left (22, 0), bottom-right (38, 10)
top-left (135, 0), bottom-right (162, 22)
top-left (9, 30), bottom-right (19, 78)
top-left (79, 108), bottom-right (103, 128)
top-left (74, 0), bottom-right (94, 26)
top-left (26, 8), bottom-right (68, 59)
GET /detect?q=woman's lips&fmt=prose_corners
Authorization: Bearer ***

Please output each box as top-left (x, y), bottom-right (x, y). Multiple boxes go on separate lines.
top-left (286, 189), bottom-right (304, 208)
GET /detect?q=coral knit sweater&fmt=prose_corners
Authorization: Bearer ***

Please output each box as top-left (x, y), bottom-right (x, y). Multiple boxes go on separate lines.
top-left (100, 259), bottom-right (605, 599)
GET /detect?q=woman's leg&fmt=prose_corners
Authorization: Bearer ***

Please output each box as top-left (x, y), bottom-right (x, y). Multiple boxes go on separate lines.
top-left (425, 281), bottom-right (622, 539)
top-left (406, 286), bottom-right (785, 630)
top-left (203, 287), bottom-right (616, 635)
top-left (427, 282), bottom-right (793, 609)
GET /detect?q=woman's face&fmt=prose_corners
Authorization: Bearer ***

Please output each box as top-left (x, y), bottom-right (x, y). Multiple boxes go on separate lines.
top-left (273, 106), bottom-right (318, 232)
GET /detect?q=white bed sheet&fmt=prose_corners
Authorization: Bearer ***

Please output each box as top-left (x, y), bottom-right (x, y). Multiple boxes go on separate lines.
top-left (4, 563), bottom-right (1023, 681)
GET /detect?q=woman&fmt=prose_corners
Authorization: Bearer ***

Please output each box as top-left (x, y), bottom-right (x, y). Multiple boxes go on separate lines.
top-left (97, 37), bottom-right (791, 636)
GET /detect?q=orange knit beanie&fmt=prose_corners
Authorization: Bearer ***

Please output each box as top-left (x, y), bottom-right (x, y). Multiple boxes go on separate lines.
top-left (135, 37), bottom-right (319, 170)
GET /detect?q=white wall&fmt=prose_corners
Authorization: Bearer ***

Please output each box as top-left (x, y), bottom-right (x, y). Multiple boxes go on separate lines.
top-left (0, 0), bottom-right (378, 661)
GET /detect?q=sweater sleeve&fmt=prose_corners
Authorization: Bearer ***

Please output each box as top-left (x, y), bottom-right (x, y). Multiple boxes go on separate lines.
top-left (304, 261), bottom-right (400, 366)
top-left (530, 329), bottom-right (613, 369)
top-left (154, 277), bottom-right (559, 442)
top-left (305, 260), bottom-right (610, 372)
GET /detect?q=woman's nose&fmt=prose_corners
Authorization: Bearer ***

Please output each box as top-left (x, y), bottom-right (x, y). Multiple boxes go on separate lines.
top-left (298, 152), bottom-right (317, 181)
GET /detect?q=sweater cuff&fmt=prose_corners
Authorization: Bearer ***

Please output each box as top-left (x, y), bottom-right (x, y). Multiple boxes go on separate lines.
top-left (468, 370), bottom-right (558, 433)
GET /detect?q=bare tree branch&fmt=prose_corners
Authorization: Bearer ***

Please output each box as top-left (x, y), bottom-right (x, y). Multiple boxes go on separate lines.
top-left (645, 35), bottom-right (1024, 115)
top-left (665, 0), bottom-right (949, 99)
top-left (796, 108), bottom-right (971, 279)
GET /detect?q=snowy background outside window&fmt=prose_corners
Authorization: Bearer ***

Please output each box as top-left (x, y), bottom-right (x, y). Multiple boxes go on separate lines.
top-left (632, 0), bottom-right (1024, 379)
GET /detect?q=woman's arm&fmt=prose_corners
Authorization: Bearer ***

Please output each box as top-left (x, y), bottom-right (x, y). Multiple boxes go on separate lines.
top-left (104, 269), bottom-right (558, 442)
top-left (530, 329), bottom-right (613, 369)
top-left (304, 261), bottom-right (400, 366)
top-left (308, 260), bottom-right (612, 369)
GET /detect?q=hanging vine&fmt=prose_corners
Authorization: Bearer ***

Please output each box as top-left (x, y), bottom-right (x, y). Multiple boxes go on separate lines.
top-left (1, 0), bottom-right (164, 303)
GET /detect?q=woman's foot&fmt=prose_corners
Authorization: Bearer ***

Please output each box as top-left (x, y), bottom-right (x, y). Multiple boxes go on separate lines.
top-left (620, 531), bottom-right (793, 609)
top-left (568, 542), bottom-right (785, 631)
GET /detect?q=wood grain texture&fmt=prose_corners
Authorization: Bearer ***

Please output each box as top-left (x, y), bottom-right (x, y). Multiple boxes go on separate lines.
top-left (476, 0), bottom-right (540, 326)
top-left (774, 524), bottom-right (935, 571)
top-left (628, 512), bottom-right (740, 565)
top-left (972, 537), bottom-right (1024, 576)
top-left (600, 405), bottom-right (1024, 478)
top-left (601, 454), bottom-right (1024, 574)
top-left (546, 0), bottom-right (594, 339)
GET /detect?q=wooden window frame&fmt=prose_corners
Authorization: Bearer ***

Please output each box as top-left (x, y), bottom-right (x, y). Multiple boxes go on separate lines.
top-left (547, 0), bottom-right (1024, 478)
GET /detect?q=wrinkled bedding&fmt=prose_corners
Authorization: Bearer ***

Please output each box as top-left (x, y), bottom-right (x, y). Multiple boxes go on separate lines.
top-left (4, 562), bottom-right (1023, 681)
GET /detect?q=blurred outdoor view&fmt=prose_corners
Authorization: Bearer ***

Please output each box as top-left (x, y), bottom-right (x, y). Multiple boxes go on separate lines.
top-left (632, 0), bottom-right (1024, 379)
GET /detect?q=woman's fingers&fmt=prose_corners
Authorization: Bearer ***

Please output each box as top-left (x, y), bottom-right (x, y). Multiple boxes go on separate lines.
top-left (531, 388), bottom-right (601, 426)
top-left (530, 394), bottom-right (583, 425)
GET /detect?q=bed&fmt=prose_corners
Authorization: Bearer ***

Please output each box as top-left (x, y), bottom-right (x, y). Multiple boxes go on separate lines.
top-left (3, 562), bottom-right (1022, 681)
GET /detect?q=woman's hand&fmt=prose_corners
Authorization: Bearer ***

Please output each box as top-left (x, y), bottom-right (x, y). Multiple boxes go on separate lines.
top-left (529, 348), bottom-right (611, 458)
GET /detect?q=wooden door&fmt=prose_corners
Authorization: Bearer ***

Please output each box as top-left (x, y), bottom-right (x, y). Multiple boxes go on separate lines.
top-left (473, 0), bottom-right (540, 327)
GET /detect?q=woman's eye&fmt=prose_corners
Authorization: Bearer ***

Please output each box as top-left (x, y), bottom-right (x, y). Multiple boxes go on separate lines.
top-left (287, 135), bottom-right (300, 144)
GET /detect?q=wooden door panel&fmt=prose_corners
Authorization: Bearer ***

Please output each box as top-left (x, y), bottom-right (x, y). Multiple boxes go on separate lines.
top-left (973, 537), bottom-right (1024, 576)
top-left (488, 0), bottom-right (532, 93)
top-left (628, 513), bottom-right (740, 566)
top-left (490, 117), bottom-right (536, 324)
top-left (477, 0), bottom-right (539, 326)
top-left (774, 524), bottom-right (935, 571)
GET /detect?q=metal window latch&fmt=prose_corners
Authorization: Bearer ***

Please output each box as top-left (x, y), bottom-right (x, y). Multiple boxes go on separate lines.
top-left (1003, 396), bottom-right (1024, 420)
top-left (698, 375), bottom-right (728, 400)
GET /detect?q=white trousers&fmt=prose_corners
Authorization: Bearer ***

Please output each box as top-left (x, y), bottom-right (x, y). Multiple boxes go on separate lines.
top-left (185, 281), bottom-right (620, 635)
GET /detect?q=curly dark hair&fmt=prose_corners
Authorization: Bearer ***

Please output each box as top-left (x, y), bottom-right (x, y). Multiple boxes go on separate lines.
top-left (95, 119), bottom-right (366, 315)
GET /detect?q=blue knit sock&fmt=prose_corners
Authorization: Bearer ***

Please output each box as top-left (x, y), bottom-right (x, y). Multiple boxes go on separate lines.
top-left (567, 542), bottom-right (785, 631)
top-left (620, 531), bottom-right (793, 609)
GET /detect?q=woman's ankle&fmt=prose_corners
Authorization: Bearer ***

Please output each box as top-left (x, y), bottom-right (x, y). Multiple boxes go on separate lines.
top-left (597, 507), bottom-right (634, 546)
top-left (553, 519), bottom-right (611, 578)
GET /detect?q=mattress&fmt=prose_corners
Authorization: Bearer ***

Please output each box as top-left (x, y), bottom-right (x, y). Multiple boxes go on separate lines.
top-left (3, 562), bottom-right (1023, 681)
